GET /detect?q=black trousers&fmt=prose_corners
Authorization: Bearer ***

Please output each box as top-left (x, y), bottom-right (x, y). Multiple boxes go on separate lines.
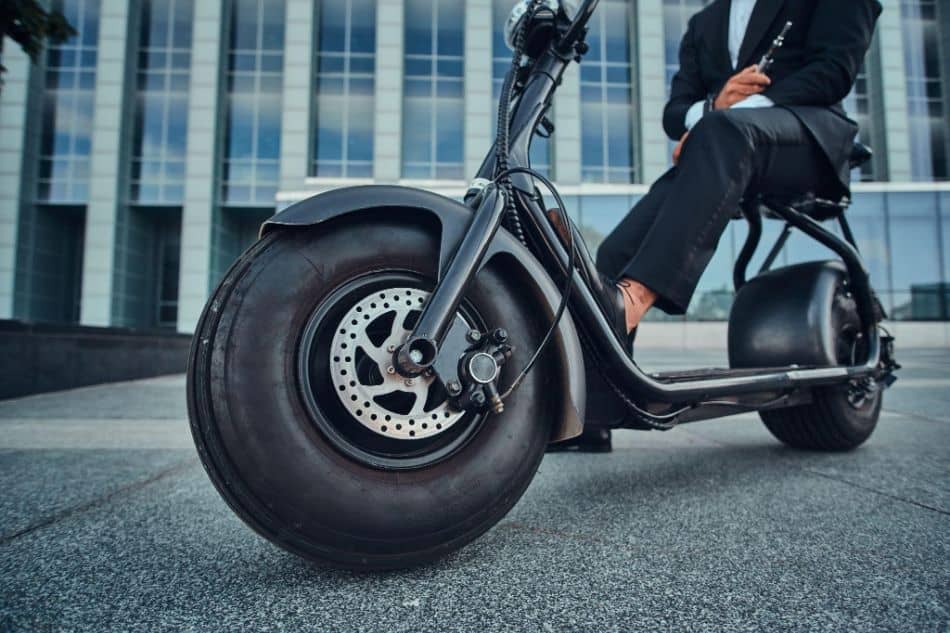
top-left (596, 107), bottom-right (839, 315)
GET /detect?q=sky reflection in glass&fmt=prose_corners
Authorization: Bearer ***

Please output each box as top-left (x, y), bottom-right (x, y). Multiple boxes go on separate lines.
top-left (130, 0), bottom-right (194, 204)
top-left (221, 0), bottom-right (286, 205)
top-left (37, 0), bottom-right (101, 203)
top-left (581, 0), bottom-right (635, 184)
top-left (314, 0), bottom-right (376, 178)
top-left (402, 0), bottom-right (465, 180)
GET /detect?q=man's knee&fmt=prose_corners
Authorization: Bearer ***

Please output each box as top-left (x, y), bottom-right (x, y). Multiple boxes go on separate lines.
top-left (690, 109), bottom-right (753, 148)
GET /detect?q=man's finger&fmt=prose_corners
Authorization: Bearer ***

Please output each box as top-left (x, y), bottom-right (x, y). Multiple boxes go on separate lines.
top-left (733, 72), bottom-right (771, 86)
top-left (737, 84), bottom-right (766, 96)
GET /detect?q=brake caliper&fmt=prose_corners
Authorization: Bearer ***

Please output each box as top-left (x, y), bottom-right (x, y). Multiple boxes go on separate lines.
top-left (441, 328), bottom-right (513, 415)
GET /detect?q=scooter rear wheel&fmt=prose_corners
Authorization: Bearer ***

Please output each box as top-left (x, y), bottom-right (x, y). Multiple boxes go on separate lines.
top-left (760, 296), bottom-right (882, 451)
top-left (187, 216), bottom-right (554, 569)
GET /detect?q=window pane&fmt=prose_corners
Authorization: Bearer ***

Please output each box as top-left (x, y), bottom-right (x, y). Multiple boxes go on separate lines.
top-left (37, 0), bottom-right (101, 204)
top-left (901, 0), bottom-right (948, 181)
top-left (222, 0), bottom-right (286, 205)
top-left (402, 0), bottom-right (463, 179)
top-left (313, 0), bottom-right (377, 178)
top-left (581, 0), bottom-right (635, 184)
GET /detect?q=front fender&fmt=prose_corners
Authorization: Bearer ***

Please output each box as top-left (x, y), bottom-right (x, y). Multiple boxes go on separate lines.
top-left (262, 185), bottom-right (585, 442)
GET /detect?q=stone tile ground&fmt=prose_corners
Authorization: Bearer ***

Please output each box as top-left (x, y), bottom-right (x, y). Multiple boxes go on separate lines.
top-left (0, 351), bottom-right (947, 632)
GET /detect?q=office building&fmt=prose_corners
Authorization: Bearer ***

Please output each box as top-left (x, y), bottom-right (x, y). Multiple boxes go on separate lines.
top-left (1, 0), bottom-right (948, 336)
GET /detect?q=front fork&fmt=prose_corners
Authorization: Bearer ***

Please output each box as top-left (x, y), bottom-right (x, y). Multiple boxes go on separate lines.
top-left (392, 184), bottom-right (513, 412)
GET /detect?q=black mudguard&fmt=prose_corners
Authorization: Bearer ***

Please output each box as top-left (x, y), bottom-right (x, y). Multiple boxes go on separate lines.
top-left (729, 260), bottom-right (853, 369)
top-left (262, 185), bottom-right (585, 442)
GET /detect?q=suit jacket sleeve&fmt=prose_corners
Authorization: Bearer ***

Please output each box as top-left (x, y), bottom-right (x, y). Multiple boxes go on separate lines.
top-left (663, 15), bottom-right (706, 141)
top-left (764, 0), bottom-right (882, 107)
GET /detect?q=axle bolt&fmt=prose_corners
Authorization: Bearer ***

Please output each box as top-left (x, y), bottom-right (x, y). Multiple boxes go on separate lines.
top-left (491, 328), bottom-right (509, 344)
top-left (467, 330), bottom-right (482, 343)
top-left (387, 366), bottom-right (396, 375)
top-left (446, 380), bottom-right (462, 395)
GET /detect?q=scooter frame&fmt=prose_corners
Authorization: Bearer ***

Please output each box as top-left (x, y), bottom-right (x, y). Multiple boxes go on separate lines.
top-left (389, 0), bottom-right (891, 425)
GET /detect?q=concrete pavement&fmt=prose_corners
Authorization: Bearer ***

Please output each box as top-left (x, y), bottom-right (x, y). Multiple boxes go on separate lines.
top-left (0, 350), bottom-right (947, 631)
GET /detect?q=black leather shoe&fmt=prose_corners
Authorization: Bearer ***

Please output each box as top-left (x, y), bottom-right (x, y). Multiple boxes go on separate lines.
top-left (592, 273), bottom-right (639, 356)
top-left (594, 273), bottom-right (628, 346)
top-left (546, 426), bottom-right (612, 453)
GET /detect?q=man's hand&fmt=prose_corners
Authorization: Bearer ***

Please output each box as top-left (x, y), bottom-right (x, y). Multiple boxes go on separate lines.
top-left (714, 65), bottom-right (771, 110)
top-left (673, 132), bottom-right (689, 165)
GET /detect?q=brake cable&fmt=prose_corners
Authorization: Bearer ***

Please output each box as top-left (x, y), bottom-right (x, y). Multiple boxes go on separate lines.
top-left (493, 167), bottom-right (577, 401)
top-left (495, 0), bottom-right (546, 245)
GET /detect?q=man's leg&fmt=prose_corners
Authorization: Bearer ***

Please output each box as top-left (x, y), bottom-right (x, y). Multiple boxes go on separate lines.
top-left (616, 107), bottom-right (837, 317)
top-left (596, 167), bottom-right (678, 282)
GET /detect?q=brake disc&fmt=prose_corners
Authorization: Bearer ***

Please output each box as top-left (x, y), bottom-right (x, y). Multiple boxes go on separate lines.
top-left (329, 287), bottom-right (466, 440)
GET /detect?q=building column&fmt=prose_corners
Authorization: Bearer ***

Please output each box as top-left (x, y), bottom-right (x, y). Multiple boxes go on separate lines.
top-left (554, 62), bottom-right (582, 185)
top-left (636, 0), bottom-right (669, 184)
top-left (80, 0), bottom-right (132, 326)
top-left (876, 3), bottom-right (913, 182)
top-left (374, 0), bottom-right (405, 183)
top-left (0, 41), bottom-right (34, 319)
top-left (279, 0), bottom-right (315, 190)
top-left (464, 0), bottom-right (493, 179)
top-left (177, 0), bottom-right (224, 333)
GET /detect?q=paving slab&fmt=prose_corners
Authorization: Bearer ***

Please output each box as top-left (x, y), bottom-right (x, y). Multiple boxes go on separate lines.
top-left (0, 350), bottom-right (947, 632)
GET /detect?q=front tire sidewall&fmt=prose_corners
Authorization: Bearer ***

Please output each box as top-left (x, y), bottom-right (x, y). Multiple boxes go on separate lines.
top-left (190, 217), bottom-right (553, 568)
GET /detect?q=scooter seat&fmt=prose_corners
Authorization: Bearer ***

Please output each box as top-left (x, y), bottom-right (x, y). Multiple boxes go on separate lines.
top-left (849, 142), bottom-right (873, 169)
top-left (760, 194), bottom-right (850, 222)
top-left (732, 142), bottom-right (872, 223)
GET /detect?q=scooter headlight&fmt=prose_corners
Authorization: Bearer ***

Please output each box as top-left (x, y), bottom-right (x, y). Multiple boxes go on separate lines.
top-left (504, 0), bottom-right (560, 50)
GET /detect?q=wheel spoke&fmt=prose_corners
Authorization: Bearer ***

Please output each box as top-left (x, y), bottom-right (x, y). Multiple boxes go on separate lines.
top-left (362, 382), bottom-right (396, 397)
top-left (330, 286), bottom-right (465, 440)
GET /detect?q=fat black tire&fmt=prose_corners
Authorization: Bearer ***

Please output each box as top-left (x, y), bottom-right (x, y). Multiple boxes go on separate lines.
top-left (187, 215), bottom-right (555, 569)
top-left (760, 288), bottom-right (882, 452)
top-left (759, 385), bottom-right (881, 451)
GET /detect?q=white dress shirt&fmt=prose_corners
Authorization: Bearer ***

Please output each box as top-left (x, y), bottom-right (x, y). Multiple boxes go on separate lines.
top-left (683, 0), bottom-right (774, 131)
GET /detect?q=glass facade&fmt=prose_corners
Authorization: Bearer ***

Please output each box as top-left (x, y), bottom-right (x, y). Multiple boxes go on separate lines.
top-left (901, 0), bottom-right (948, 181)
top-left (313, 0), bottom-right (376, 178)
top-left (221, 0), bottom-right (286, 205)
top-left (130, 0), bottom-right (194, 204)
top-left (491, 0), bottom-right (551, 177)
top-left (37, 0), bottom-right (100, 203)
top-left (402, 0), bottom-right (465, 180)
top-left (844, 64), bottom-right (876, 182)
top-left (8, 0), bottom-right (950, 328)
top-left (663, 0), bottom-right (709, 93)
top-left (580, 0), bottom-right (636, 183)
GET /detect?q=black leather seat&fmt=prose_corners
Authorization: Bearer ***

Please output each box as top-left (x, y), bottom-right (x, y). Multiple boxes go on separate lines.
top-left (749, 142), bottom-right (873, 222)
top-left (849, 141), bottom-right (873, 170)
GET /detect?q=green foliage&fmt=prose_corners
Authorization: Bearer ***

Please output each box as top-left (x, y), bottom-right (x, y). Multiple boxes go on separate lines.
top-left (0, 0), bottom-right (76, 77)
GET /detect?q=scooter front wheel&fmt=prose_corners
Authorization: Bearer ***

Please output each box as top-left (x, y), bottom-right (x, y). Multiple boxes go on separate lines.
top-left (187, 216), bottom-right (554, 569)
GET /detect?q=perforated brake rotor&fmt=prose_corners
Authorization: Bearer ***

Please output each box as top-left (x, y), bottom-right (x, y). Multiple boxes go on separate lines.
top-left (329, 287), bottom-right (467, 440)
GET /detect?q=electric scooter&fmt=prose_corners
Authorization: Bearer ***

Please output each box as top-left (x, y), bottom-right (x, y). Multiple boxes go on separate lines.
top-left (187, 0), bottom-right (899, 569)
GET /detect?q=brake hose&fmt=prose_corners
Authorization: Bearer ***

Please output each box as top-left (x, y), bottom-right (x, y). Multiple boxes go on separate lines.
top-left (495, 0), bottom-right (546, 246)
top-left (491, 2), bottom-right (579, 402)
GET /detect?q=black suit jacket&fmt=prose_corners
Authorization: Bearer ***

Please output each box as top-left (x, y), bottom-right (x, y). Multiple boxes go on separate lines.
top-left (663, 0), bottom-right (882, 195)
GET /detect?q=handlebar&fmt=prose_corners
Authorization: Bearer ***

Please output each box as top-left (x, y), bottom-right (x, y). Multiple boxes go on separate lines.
top-left (557, 0), bottom-right (601, 53)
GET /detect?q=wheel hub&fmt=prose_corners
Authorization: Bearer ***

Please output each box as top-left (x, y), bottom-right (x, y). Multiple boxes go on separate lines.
top-left (329, 287), bottom-right (465, 440)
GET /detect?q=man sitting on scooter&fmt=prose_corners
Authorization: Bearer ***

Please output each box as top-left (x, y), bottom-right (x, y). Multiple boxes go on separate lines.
top-left (593, 0), bottom-right (882, 347)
